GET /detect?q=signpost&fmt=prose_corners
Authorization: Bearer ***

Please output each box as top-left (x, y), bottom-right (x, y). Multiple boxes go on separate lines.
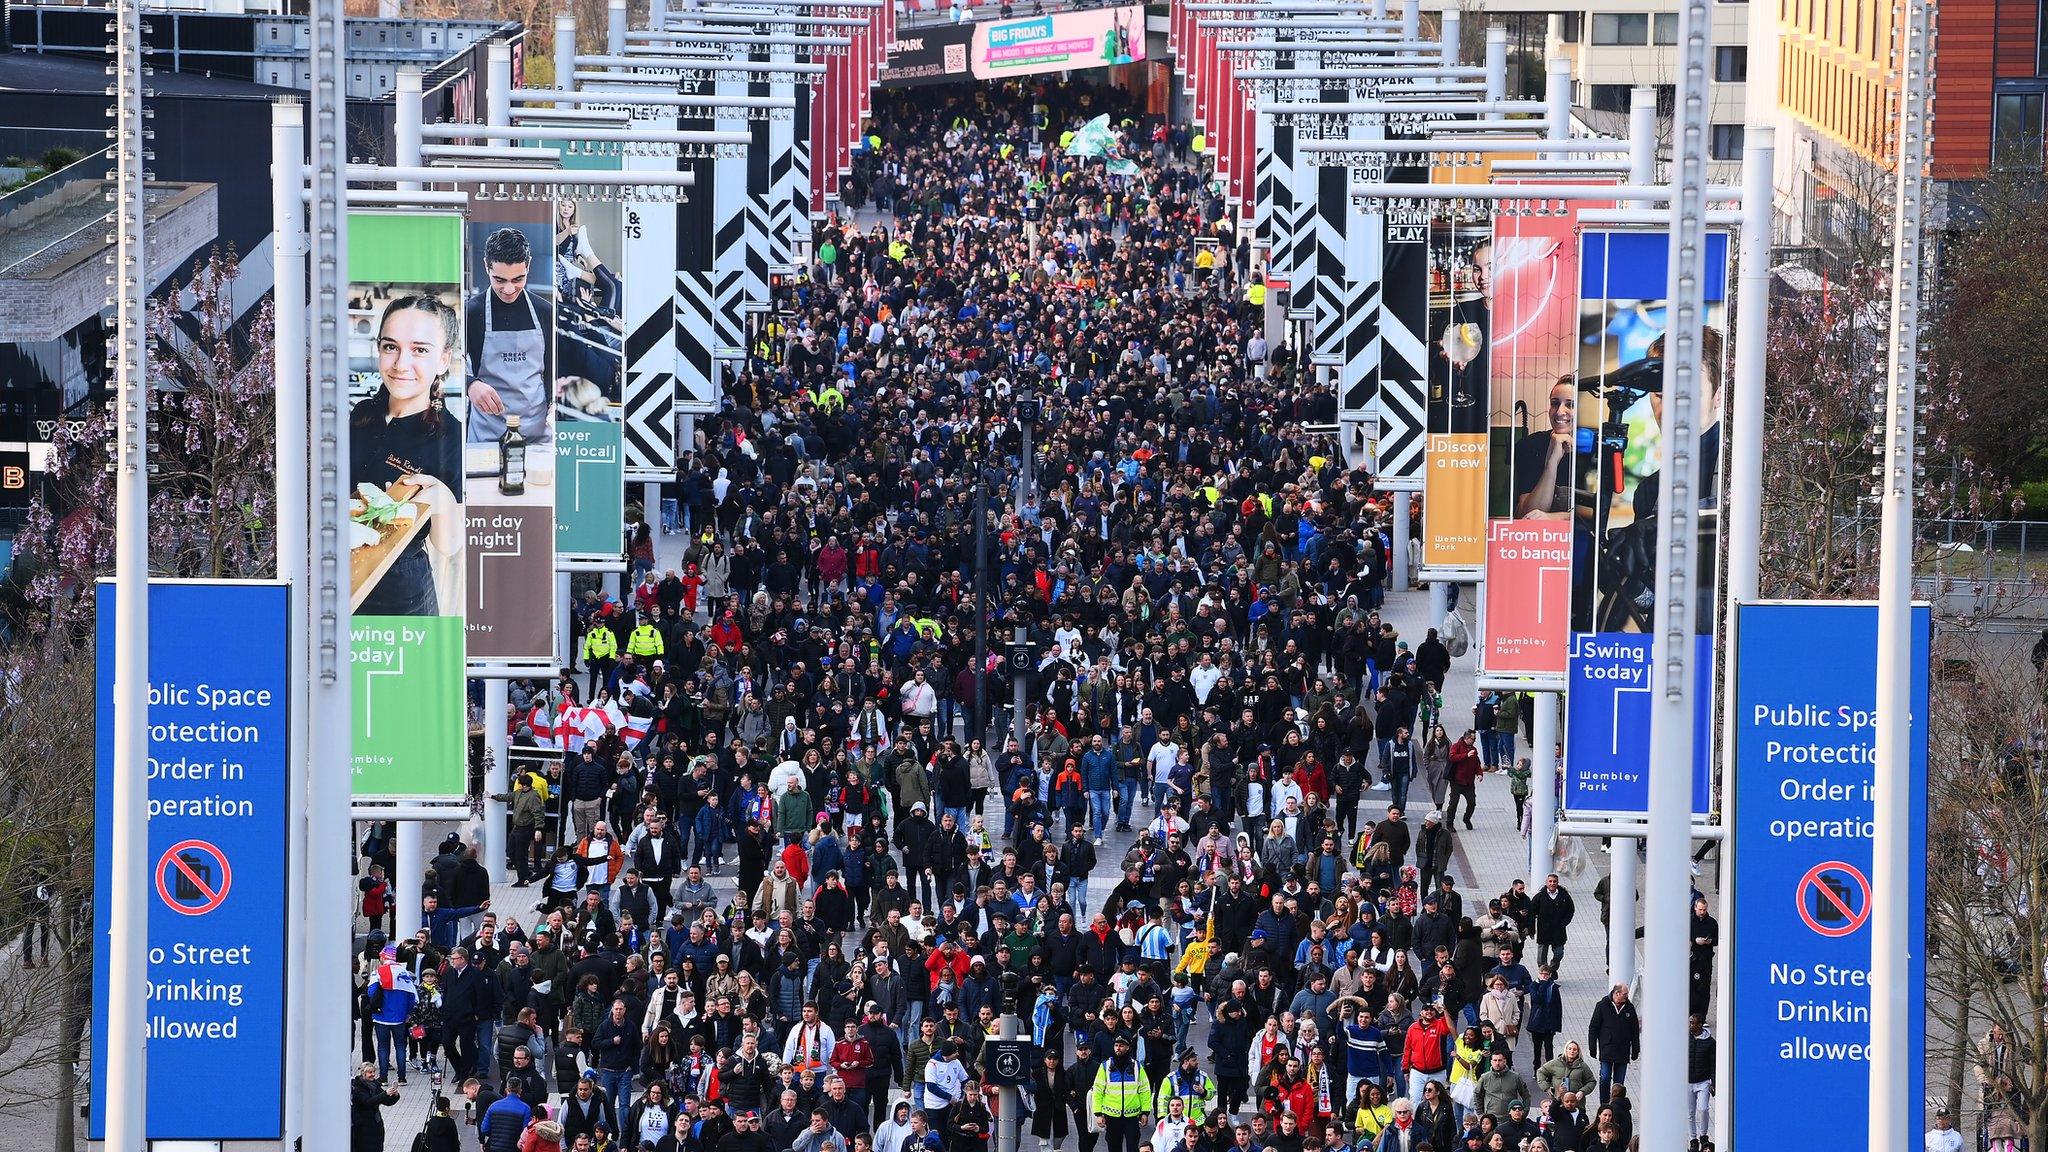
top-left (92, 580), bottom-right (291, 1140)
top-left (1731, 601), bottom-right (1928, 1150)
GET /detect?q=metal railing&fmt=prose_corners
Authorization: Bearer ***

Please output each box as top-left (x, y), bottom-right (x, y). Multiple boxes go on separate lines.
top-left (0, 146), bottom-right (113, 280)
top-left (1921, 520), bottom-right (2048, 584)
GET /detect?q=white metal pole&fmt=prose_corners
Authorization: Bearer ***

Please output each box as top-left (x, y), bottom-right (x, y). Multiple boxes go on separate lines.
top-left (651, 0), bottom-right (669, 35)
top-left (1391, 491), bottom-right (1412, 591)
top-left (272, 97), bottom-right (311, 1152)
top-left (483, 679), bottom-right (512, 882)
top-left (556, 14), bottom-right (579, 92)
top-left (1545, 57), bottom-right (1573, 140)
top-left (1629, 86), bottom-right (1657, 182)
top-left (395, 67), bottom-right (423, 192)
top-left (1439, 8), bottom-right (1459, 65)
top-left (1873, 0), bottom-right (1933, 1142)
top-left (609, 0), bottom-right (629, 56)
top-left (1711, 123), bottom-right (1772, 1150)
top-left (1607, 839), bottom-right (1638, 990)
top-left (1530, 691), bottom-right (1558, 881)
top-left (558, 571), bottom-right (576, 669)
top-left (1400, 0), bottom-right (1418, 42)
top-left (396, 821), bottom-right (425, 937)
top-left (643, 482), bottom-right (660, 532)
top-left (1427, 580), bottom-right (1447, 628)
top-left (1640, 0), bottom-right (1712, 1143)
top-left (488, 43), bottom-right (513, 128)
top-left (107, 0), bottom-right (151, 1138)
top-left (1484, 26), bottom-right (1506, 103)
top-left (307, 0), bottom-right (354, 1137)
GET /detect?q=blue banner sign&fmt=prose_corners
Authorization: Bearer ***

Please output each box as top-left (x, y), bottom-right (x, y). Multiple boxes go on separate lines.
top-left (1562, 631), bottom-right (1711, 815)
top-left (91, 580), bottom-right (290, 1140)
top-left (1731, 601), bottom-right (1927, 1151)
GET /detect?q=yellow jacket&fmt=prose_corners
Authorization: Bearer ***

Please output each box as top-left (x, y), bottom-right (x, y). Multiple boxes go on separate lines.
top-left (626, 623), bottom-right (665, 657)
top-left (1093, 1061), bottom-right (1152, 1118)
top-left (583, 627), bottom-right (618, 661)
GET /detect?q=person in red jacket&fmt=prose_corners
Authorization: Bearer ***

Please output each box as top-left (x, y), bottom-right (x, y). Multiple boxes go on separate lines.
top-left (1443, 733), bottom-right (1485, 831)
top-left (827, 1027), bottom-right (876, 1112)
top-left (1295, 753), bottom-right (1329, 805)
top-left (1403, 1002), bottom-right (1453, 1103)
top-left (814, 536), bottom-right (849, 604)
top-left (925, 937), bottom-right (972, 990)
top-left (679, 564), bottom-right (703, 619)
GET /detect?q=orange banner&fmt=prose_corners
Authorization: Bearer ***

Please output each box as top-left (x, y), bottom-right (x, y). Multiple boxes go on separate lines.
top-left (1423, 432), bottom-right (1488, 568)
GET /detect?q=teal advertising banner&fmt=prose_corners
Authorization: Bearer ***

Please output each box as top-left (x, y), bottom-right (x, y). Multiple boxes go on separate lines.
top-left (557, 151), bottom-right (628, 562)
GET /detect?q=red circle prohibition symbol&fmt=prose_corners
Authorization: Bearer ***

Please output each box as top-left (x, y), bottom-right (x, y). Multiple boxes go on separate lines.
top-left (154, 839), bottom-right (232, 916)
top-left (1795, 860), bottom-right (1870, 938)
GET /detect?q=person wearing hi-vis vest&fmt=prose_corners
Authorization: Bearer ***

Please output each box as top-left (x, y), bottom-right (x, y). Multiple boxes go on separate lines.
top-left (583, 613), bottom-right (618, 698)
top-left (1094, 1034), bottom-right (1153, 1152)
top-left (465, 227), bottom-right (556, 446)
top-left (627, 613), bottom-right (666, 659)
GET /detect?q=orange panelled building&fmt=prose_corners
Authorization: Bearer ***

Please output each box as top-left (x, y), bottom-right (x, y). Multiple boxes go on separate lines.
top-left (1777, 0), bottom-right (2047, 178)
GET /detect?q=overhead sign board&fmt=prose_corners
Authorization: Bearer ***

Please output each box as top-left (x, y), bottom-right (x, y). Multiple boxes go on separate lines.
top-left (1731, 601), bottom-right (1928, 1152)
top-left (970, 4), bottom-right (1144, 79)
top-left (91, 580), bottom-right (290, 1140)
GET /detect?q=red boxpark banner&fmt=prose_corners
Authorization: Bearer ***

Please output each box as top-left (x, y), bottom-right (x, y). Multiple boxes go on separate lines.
top-left (1483, 520), bottom-right (1573, 680)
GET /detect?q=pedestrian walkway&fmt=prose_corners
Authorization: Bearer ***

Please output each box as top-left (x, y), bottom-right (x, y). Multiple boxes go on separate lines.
top-left (367, 570), bottom-right (1653, 1150)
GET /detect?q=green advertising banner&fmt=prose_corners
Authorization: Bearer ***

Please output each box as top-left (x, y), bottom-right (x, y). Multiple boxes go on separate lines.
top-left (345, 209), bottom-right (471, 797)
top-left (557, 151), bottom-right (628, 562)
top-left (557, 420), bottom-right (626, 556)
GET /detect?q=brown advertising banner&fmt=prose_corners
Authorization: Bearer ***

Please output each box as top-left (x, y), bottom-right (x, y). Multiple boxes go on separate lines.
top-left (460, 205), bottom-right (559, 673)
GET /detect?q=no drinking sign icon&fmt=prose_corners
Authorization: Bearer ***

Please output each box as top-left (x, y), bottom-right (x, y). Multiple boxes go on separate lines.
top-left (1796, 860), bottom-right (1870, 938)
top-left (154, 838), bottom-right (233, 916)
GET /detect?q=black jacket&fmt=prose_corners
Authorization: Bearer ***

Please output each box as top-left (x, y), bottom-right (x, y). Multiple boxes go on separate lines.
top-left (1532, 887), bottom-right (1576, 944)
top-left (440, 960), bottom-right (495, 1026)
top-left (1587, 997), bottom-right (1641, 1064)
top-left (560, 1091), bottom-right (617, 1144)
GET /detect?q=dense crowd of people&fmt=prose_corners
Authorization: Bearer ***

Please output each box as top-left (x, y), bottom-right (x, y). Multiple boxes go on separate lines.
top-left (353, 78), bottom-right (1707, 1152)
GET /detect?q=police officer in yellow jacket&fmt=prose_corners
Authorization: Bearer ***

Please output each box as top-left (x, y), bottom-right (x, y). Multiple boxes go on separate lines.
top-left (1155, 1049), bottom-right (1217, 1126)
top-left (626, 616), bottom-right (665, 659)
top-left (1094, 1035), bottom-right (1152, 1152)
top-left (582, 617), bottom-right (619, 697)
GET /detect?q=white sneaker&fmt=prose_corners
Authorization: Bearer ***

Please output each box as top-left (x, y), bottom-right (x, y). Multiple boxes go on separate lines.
top-left (1094, 836), bottom-right (1104, 846)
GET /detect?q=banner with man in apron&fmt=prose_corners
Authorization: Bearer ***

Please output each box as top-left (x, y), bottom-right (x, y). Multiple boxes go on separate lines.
top-left (465, 225), bottom-right (558, 447)
top-left (461, 217), bottom-right (560, 672)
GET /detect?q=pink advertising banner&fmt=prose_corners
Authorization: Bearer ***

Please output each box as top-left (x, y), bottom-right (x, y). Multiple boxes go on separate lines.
top-left (971, 4), bottom-right (1145, 79)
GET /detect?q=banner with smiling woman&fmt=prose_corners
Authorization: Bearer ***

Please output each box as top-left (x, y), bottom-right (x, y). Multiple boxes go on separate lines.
top-left (345, 209), bottom-right (470, 798)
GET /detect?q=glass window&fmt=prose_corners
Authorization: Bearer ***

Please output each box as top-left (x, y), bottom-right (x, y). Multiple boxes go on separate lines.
top-left (2039, 0), bottom-right (2048, 74)
top-left (1653, 12), bottom-right (1680, 43)
top-left (1994, 91), bottom-right (2046, 167)
top-left (1559, 11), bottom-right (1584, 41)
top-left (1716, 46), bottom-right (1749, 82)
top-left (1710, 124), bottom-right (1746, 160)
top-left (1591, 12), bottom-right (1649, 44)
top-left (1589, 84), bottom-right (1630, 113)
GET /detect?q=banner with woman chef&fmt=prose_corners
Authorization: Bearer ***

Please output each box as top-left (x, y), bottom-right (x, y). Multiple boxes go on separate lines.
top-left (344, 209), bottom-right (470, 797)
top-left (460, 207), bottom-right (559, 672)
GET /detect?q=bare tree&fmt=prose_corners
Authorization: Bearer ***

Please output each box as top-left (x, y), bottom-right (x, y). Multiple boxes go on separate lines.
top-left (0, 246), bottom-right (278, 1150)
top-left (1922, 638), bottom-right (2048, 1148)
